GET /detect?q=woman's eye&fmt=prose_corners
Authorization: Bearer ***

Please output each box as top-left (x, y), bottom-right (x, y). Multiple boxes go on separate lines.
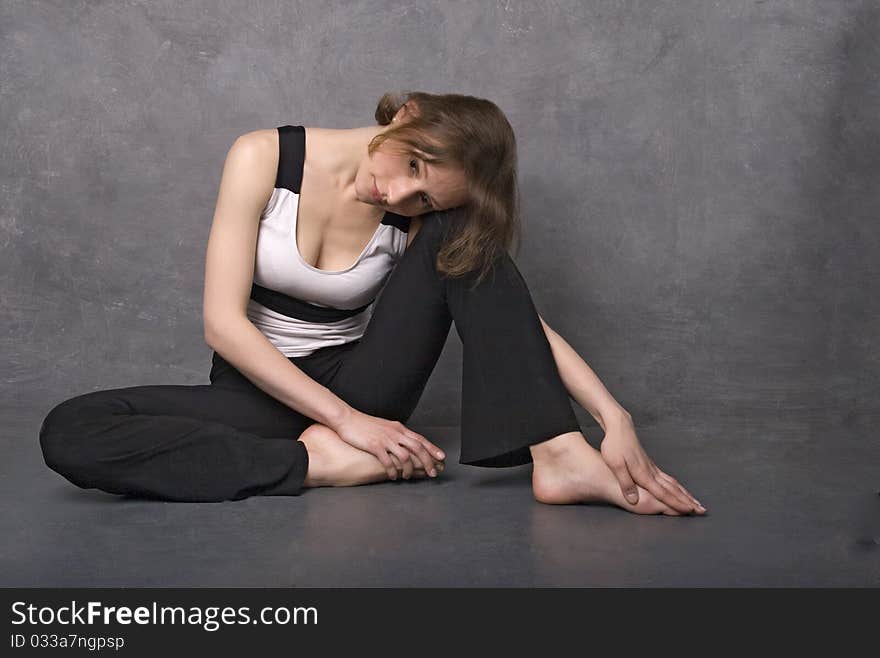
top-left (409, 159), bottom-right (430, 207)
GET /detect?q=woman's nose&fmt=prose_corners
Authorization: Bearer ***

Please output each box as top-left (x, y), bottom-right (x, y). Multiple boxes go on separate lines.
top-left (386, 178), bottom-right (418, 206)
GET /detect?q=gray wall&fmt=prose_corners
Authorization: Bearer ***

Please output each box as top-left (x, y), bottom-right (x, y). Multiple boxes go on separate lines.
top-left (2, 1), bottom-right (877, 441)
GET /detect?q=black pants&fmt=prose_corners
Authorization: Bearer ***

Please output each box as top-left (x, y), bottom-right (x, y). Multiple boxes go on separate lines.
top-left (39, 211), bottom-right (581, 502)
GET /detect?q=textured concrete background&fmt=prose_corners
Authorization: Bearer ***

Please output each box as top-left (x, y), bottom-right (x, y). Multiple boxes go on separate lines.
top-left (2, 0), bottom-right (878, 441)
top-left (2, 1), bottom-right (879, 588)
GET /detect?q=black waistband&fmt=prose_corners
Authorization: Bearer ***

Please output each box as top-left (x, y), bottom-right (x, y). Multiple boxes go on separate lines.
top-left (250, 283), bottom-right (372, 323)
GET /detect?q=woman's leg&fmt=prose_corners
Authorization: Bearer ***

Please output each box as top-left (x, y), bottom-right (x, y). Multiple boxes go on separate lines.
top-left (38, 332), bottom-right (434, 502)
top-left (325, 214), bottom-right (456, 423)
top-left (320, 210), bottom-right (680, 513)
top-left (329, 209), bottom-right (581, 466)
top-left (39, 382), bottom-right (315, 502)
top-left (213, 345), bottom-right (437, 488)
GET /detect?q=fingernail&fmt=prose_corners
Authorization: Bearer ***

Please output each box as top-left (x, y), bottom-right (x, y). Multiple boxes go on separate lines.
top-left (437, 451), bottom-right (445, 459)
top-left (626, 492), bottom-right (638, 504)
top-left (430, 469), bottom-right (437, 477)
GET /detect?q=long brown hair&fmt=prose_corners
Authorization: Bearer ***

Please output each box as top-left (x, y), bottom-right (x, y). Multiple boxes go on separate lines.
top-left (370, 91), bottom-right (520, 287)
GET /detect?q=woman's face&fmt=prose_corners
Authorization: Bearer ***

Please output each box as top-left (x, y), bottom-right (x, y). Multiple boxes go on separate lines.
top-left (356, 136), bottom-right (470, 217)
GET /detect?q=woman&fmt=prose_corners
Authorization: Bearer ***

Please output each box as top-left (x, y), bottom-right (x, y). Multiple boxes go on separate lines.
top-left (39, 91), bottom-right (706, 515)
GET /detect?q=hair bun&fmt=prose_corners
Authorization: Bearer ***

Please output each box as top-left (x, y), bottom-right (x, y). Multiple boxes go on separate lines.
top-left (374, 91), bottom-right (412, 125)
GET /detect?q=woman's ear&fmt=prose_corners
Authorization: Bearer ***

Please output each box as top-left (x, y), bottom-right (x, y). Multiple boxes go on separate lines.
top-left (394, 100), bottom-right (421, 123)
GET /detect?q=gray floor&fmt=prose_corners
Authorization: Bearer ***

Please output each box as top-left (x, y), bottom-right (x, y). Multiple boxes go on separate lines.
top-left (2, 411), bottom-right (878, 587)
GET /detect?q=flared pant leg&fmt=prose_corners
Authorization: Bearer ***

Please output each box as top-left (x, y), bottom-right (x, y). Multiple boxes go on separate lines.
top-left (38, 383), bottom-right (320, 502)
top-left (38, 341), bottom-right (357, 502)
top-left (328, 209), bottom-right (582, 467)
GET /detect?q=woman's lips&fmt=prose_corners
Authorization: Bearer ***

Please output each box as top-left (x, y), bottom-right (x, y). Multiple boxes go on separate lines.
top-left (371, 179), bottom-right (382, 203)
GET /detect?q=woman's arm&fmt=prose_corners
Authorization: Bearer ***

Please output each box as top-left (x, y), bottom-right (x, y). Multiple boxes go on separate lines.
top-left (204, 131), bottom-right (354, 428)
top-left (538, 316), bottom-right (704, 511)
top-left (537, 316), bottom-right (631, 432)
top-left (204, 132), bottom-right (443, 479)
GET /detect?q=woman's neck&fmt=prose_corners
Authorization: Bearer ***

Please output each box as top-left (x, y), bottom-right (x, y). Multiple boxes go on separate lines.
top-left (308, 124), bottom-right (389, 205)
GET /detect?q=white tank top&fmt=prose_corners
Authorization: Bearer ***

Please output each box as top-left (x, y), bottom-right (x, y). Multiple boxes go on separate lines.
top-left (246, 125), bottom-right (412, 357)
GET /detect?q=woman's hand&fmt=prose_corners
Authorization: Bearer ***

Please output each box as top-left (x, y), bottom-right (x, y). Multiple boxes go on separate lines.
top-left (331, 407), bottom-right (446, 480)
top-left (599, 415), bottom-right (706, 514)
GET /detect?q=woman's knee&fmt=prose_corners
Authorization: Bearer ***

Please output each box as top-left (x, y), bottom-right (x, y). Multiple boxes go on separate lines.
top-left (39, 418), bottom-right (74, 481)
top-left (411, 208), bottom-right (457, 254)
top-left (38, 394), bottom-right (105, 481)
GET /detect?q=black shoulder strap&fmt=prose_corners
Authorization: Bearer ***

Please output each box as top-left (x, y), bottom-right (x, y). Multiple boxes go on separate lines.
top-left (277, 125), bottom-right (412, 234)
top-left (276, 125), bottom-right (305, 193)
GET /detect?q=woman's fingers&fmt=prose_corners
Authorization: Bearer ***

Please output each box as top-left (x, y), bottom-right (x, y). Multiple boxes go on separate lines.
top-left (397, 435), bottom-right (440, 477)
top-left (657, 472), bottom-right (691, 503)
top-left (387, 450), bottom-right (423, 481)
top-left (661, 503), bottom-right (683, 516)
top-left (374, 444), bottom-right (398, 480)
top-left (388, 443), bottom-right (414, 479)
top-left (634, 465), bottom-right (695, 514)
top-left (386, 452), bottom-right (403, 480)
top-left (395, 422), bottom-right (445, 462)
top-left (649, 471), bottom-right (695, 513)
top-left (656, 470), bottom-right (705, 511)
top-left (644, 461), bottom-right (694, 506)
top-left (607, 459), bottom-right (640, 504)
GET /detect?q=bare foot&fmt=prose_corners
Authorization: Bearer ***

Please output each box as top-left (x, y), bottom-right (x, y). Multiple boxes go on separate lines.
top-left (530, 432), bottom-right (690, 515)
top-left (298, 423), bottom-right (442, 488)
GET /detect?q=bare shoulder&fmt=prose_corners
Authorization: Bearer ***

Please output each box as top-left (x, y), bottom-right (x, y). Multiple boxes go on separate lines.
top-left (235, 128), bottom-right (278, 159)
top-left (219, 128), bottom-right (280, 201)
top-left (405, 215), bottom-right (423, 249)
